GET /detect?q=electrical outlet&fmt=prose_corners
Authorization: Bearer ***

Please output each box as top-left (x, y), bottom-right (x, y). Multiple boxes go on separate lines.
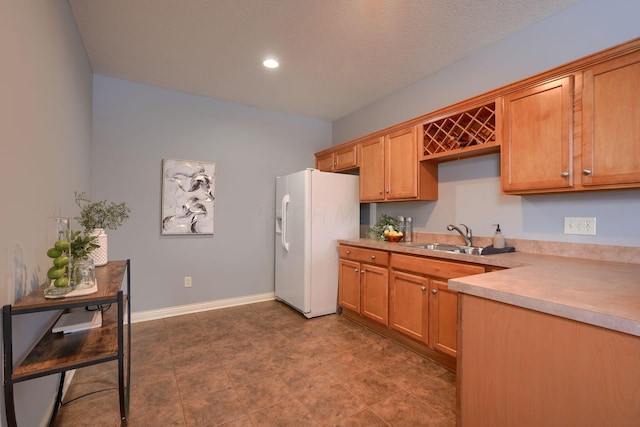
top-left (564, 217), bottom-right (596, 235)
top-left (184, 276), bottom-right (192, 288)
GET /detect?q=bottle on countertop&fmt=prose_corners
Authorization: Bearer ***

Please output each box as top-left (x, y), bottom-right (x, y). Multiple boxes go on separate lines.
top-left (405, 217), bottom-right (413, 242)
top-left (397, 215), bottom-right (405, 235)
top-left (492, 224), bottom-right (505, 249)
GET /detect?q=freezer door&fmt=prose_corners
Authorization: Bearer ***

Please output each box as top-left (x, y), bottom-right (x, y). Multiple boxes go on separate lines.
top-left (274, 171), bottom-right (310, 314)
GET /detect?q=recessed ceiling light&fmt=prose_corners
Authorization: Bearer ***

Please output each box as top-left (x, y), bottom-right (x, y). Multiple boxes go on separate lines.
top-left (263, 58), bottom-right (279, 69)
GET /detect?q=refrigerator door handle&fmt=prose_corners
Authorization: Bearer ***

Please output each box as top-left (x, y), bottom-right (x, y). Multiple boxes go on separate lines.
top-left (281, 194), bottom-right (290, 251)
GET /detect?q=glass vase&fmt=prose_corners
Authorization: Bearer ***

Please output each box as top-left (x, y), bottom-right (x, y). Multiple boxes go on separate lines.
top-left (44, 217), bottom-right (74, 297)
top-left (72, 258), bottom-right (96, 290)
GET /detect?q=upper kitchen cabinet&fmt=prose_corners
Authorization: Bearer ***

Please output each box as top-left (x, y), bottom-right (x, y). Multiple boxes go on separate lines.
top-left (421, 101), bottom-right (499, 162)
top-left (315, 144), bottom-right (358, 172)
top-left (319, 38), bottom-right (640, 197)
top-left (359, 125), bottom-right (438, 202)
top-left (501, 39), bottom-right (640, 194)
top-left (500, 76), bottom-right (575, 193)
top-left (581, 50), bottom-right (640, 189)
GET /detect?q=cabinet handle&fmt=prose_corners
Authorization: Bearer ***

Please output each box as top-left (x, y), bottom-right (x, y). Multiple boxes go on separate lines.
top-left (385, 189), bottom-right (390, 193)
top-left (378, 190), bottom-right (383, 194)
top-left (370, 255), bottom-right (376, 260)
top-left (582, 169), bottom-right (592, 175)
top-left (354, 268), bottom-right (359, 272)
top-left (421, 286), bottom-right (426, 292)
top-left (560, 171), bottom-right (570, 177)
top-left (346, 250), bottom-right (351, 255)
top-left (431, 289), bottom-right (437, 294)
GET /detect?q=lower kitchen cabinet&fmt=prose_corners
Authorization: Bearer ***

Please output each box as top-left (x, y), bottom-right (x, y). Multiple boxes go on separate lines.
top-left (389, 272), bottom-right (461, 357)
top-left (458, 294), bottom-right (640, 426)
top-left (389, 270), bottom-right (428, 343)
top-left (338, 245), bottom-right (389, 326)
top-left (361, 264), bottom-right (389, 325)
top-left (339, 244), bottom-right (488, 371)
top-left (338, 258), bottom-right (361, 312)
top-left (389, 253), bottom-right (484, 360)
top-left (429, 279), bottom-right (458, 357)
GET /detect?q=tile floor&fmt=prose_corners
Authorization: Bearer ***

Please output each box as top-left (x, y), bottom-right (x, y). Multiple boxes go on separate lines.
top-left (55, 301), bottom-right (456, 426)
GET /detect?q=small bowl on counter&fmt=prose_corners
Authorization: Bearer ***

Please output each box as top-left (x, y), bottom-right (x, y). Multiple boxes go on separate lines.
top-left (384, 234), bottom-right (404, 243)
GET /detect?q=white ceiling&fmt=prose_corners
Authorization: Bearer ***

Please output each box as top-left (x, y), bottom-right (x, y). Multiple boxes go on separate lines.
top-left (69, 0), bottom-right (581, 121)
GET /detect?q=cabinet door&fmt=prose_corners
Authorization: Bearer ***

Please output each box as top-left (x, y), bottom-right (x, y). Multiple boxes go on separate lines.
top-left (361, 264), bottom-right (389, 326)
top-left (338, 259), bottom-right (361, 312)
top-left (582, 51), bottom-right (640, 187)
top-left (386, 126), bottom-right (419, 200)
top-left (334, 145), bottom-right (358, 171)
top-left (501, 76), bottom-right (574, 192)
top-left (389, 270), bottom-right (428, 343)
top-left (429, 279), bottom-right (458, 357)
top-left (359, 137), bottom-right (385, 201)
top-left (316, 152), bottom-right (335, 171)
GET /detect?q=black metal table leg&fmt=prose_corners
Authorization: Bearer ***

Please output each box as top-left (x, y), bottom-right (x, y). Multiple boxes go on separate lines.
top-left (48, 371), bottom-right (66, 427)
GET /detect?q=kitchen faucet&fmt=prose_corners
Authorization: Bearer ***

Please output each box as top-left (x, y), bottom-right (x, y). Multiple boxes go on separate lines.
top-left (447, 224), bottom-right (473, 246)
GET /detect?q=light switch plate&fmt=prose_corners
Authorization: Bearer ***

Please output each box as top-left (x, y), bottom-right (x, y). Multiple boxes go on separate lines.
top-left (564, 217), bottom-right (596, 235)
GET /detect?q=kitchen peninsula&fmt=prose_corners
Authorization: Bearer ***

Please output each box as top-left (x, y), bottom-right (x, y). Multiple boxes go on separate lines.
top-left (337, 238), bottom-right (640, 427)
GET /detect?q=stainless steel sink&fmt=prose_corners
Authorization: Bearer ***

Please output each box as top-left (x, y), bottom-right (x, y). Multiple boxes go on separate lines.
top-left (408, 243), bottom-right (484, 255)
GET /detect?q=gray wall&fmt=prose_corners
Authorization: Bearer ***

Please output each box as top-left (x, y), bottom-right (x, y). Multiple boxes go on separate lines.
top-left (0, 1), bottom-right (638, 424)
top-left (91, 75), bottom-right (331, 313)
top-left (335, 0), bottom-right (640, 247)
top-left (0, 1), bottom-right (93, 426)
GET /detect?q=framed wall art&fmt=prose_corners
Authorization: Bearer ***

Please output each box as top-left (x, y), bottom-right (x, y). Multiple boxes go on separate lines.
top-left (161, 158), bottom-right (216, 235)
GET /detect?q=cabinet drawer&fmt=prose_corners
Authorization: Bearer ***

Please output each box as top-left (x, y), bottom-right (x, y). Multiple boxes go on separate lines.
top-left (339, 245), bottom-right (389, 266)
top-left (390, 253), bottom-right (484, 279)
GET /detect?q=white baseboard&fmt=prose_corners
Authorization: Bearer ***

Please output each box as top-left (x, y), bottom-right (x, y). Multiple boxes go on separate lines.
top-left (130, 292), bottom-right (275, 323)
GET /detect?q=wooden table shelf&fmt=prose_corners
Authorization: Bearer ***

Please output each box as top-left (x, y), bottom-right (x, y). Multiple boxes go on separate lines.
top-left (3, 259), bottom-right (131, 427)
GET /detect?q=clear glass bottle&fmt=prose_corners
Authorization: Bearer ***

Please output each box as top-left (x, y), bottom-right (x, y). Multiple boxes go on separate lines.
top-left (397, 215), bottom-right (405, 235)
top-left (45, 217), bottom-right (73, 297)
top-left (405, 217), bottom-right (413, 242)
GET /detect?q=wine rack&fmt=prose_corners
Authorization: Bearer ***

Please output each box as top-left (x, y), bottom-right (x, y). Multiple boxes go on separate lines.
top-left (421, 102), bottom-right (497, 160)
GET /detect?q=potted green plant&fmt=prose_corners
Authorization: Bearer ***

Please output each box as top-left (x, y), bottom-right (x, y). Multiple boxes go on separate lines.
top-left (365, 214), bottom-right (399, 241)
top-left (74, 192), bottom-right (130, 266)
top-left (68, 230), bottom-right (100, 261)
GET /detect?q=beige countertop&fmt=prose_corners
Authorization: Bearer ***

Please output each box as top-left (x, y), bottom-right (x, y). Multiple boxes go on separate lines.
top-left (338, 238), bottom-right (640, 337)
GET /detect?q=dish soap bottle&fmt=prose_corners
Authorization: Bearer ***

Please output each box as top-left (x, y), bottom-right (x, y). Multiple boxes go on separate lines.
top-left (492, 224), bottom-right (505, 249)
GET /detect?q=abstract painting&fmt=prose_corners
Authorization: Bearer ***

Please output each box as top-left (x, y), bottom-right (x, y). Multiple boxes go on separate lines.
top-left (162, 158), bottom-right (216, 235)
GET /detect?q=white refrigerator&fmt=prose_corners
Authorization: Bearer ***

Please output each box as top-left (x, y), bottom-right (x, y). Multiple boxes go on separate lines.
top-left (275, 169), bottom-right (360, 318)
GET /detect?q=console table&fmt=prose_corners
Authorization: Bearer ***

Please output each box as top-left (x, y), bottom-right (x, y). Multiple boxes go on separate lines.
top-left (2, 259), bottom-right (131, 427)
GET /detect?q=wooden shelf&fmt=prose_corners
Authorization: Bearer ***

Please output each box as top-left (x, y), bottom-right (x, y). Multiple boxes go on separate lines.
top-left (11, 260), bottom-right (127, 314)
top-left (422, 140), bottom-right (501, 162)
top-left (3, 260), bottom-right (131, 426)
top-left (421, 102), bottom-right (497, 162)
top-left (12, 308), bottom-right (120, 381)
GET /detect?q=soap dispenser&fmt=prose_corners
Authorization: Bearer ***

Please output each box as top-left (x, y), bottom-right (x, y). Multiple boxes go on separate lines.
top-left (492, 224), bottom-right (505, 249)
